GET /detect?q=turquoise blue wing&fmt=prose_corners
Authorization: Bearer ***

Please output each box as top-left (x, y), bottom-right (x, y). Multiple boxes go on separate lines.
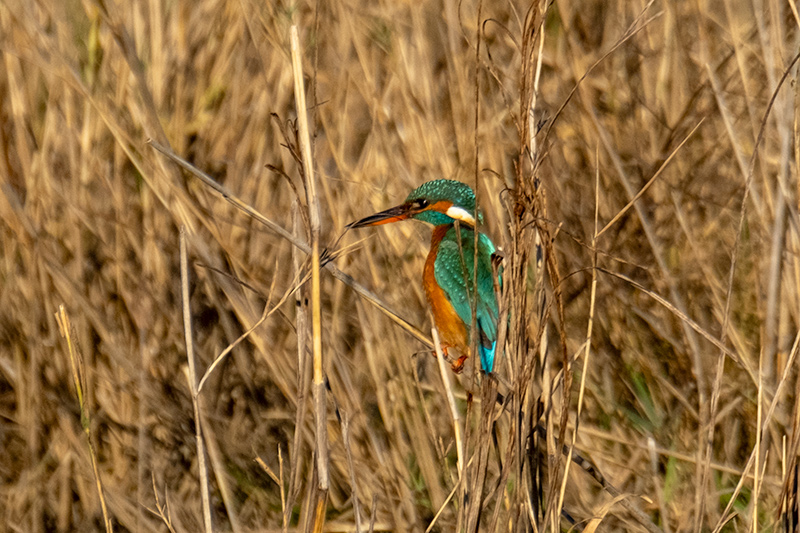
top-left (434, 228), bottom-right (500, 373)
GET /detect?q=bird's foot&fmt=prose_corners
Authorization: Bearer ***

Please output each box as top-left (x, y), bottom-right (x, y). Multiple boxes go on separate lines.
top-left (431, 345), bottom-right (450, 359)
top-left (450, 355), bottom-right (468, 374)
top-left (430, 346), bottom-right (467, 374)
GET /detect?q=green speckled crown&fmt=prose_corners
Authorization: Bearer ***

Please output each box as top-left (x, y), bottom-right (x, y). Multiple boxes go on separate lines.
top-left (406, 179), bottom-right (484, 226)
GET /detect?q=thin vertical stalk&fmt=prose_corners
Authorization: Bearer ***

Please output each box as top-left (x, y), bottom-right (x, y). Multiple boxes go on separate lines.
top-left (291, 25), bottom-right (328, 533)
top-left (55, 306), bottom-right (113, 533)
top-left (556, 149), bottom-right (600, 521)
top-left (466, 3), bottom-right (490, 528)
top-left (179, 226), bottom-right (213, 533)
top-left (752, 353), bottom-right (762, 533)
top-left (433, 328), bottom-right (463, 476)
top-left (287, 200), bottom-right (311, 532)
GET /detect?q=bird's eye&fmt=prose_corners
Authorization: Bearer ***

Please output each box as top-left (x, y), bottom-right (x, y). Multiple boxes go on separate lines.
top-left (414, 198), bottom-right (429, 209)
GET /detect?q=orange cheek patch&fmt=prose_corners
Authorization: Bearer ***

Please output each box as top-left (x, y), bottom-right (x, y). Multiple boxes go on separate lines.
top-left (426, 200), bottom-right (454, 214)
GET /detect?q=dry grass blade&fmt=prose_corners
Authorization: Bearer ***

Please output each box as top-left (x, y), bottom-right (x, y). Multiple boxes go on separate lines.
top-left (596, 119), bottom-right (705, 239)
top-left (198, 265), bottom-right (310, 393)
top-left (147, 475), bottom-right (178, 533)
top-left (556, 150), bottom-right (601, 523)
top-left (426, 481), bottom-right (461, 533)
top-left (583, 493), bottom-right (634, 533)
top-left (598, 268), bottom-right (753, 381)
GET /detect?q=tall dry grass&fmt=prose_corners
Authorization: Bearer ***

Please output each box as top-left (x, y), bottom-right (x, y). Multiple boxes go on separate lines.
top-left (1, 0), bottom-right (799, 531)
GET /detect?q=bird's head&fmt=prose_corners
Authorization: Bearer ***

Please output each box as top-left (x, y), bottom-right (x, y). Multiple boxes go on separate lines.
top-left (348, 179), bottom-right (482, 229)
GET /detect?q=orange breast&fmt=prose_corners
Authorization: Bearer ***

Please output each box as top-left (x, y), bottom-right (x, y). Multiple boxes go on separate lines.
top-left (423, 226), bottom-right (468, 354)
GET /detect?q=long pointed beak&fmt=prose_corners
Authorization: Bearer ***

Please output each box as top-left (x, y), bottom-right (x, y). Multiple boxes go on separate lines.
top-left (347, 203), bottom-right (414, 229)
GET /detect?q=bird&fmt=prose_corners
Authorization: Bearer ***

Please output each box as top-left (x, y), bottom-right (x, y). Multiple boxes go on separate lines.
top-left (348, 179), bottom-right (500, 374)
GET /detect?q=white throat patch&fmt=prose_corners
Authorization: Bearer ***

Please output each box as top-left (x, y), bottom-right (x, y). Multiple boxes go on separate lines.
top-left (445, 206), bottom-right (476, 226)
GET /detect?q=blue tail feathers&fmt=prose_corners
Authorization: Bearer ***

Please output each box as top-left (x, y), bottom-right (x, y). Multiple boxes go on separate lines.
top-left (479, 340), bottom-right (496, 374)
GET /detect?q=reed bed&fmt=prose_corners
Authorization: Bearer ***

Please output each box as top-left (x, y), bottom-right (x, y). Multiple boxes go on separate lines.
top-left (1, 0), bottom-right (799, 531)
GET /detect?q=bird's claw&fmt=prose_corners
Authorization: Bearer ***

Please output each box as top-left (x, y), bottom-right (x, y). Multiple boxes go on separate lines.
top-left (450, 355), bottom-right (468, 374)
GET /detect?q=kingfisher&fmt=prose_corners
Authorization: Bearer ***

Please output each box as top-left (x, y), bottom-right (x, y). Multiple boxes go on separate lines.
top-left (348, 179), bottom-right (500, 374)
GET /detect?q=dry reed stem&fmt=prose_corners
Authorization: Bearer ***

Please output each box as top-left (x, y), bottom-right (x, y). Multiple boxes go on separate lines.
top-left (433, 327), bottom-right (463, 477)
top-left (278, 447), bottom-right (286, 530)
top-left (203, 410), bottom-right (243, 533)
top-left (288, 200), bottom-right (311, 532)
top-left (466, 2), bottom-right (484, 526)
top-left (291, 27), bottom-right (329, 533)
top-left (753, 353), bottom-right (762, 533)
top-left (55, 306), bottom-right (113, 533)
top-left (179, 227), bottom-right (213, 533)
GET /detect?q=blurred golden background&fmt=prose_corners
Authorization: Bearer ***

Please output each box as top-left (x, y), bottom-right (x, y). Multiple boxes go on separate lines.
top-left (1, 0), bottom-right (799, 531)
